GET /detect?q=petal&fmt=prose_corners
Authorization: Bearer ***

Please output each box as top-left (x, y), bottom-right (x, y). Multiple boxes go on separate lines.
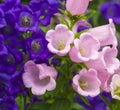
top-left (46, 77), bottom-right (56, 91)
top-left (22, 72), bottom-right (33, 88)
top-left (24, 60), bottom-right (39, 74)
top-left (69, 46), bottom-right (82, 63)
top-left (31, 86), bottom-right (46, 95)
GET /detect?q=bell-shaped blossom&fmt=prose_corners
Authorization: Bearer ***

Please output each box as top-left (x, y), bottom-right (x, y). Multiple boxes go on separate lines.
top-left (66, 0), bottom-right (91, 15)
top-left (69, 33), bottom-right (100, 62)
top-left (88, 19), bottom-right (117, 47)
top-left (25, 30), bottom-right (50, 60)
top-left (110, 74), bottom-right (120, 100)
top-left (22, 61), bottom-right (57, 95)
top-left (100, 1), bottom-right (120, 25)
top-left (72, 69), bottom-right (101, 97)
top-left (86, 47), bottom-right (120, 74)
top-left (14, 5), bottom-right (39, 32)
top-left (45, 24), bottom-right (74, 56)
top-left (29, 0), bottom-right (63, 26)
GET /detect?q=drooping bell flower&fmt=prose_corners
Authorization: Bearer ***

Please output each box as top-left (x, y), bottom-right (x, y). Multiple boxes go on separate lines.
top-left (88, 19), bottom-right (117, 47)
top-left (46, 24), bottom-right (74, 56)
top-left (66, 0), bottom-right (91, 15)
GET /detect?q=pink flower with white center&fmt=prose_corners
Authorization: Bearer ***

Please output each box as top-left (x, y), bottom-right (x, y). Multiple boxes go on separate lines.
top-left (72, 69), bottom-right (101, 97)
top-left (69, 33), bottom-right (100, 62)
top-left (86, 47), bottom-right (120, 74)
top-left (45, 24), bottom-right (74, 56)
top-left (88, 19), bottom-right (117, 47)
top-left (110, 74), bottom-right (120, 100)
top-left (66, 0), bottom-right (91, 15)
top-left (22, 61), bottom-right (57, 95)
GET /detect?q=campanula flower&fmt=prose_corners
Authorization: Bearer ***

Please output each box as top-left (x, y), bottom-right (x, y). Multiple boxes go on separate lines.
top-left (72, 69), bottom-right (101, 97)
top-left (69, 33), bottom-right (100, 62)
top-left (88, 19), bottom-right (117, 47)
top-left (66, 0), bottom-right (91, 15)
top-left (46, 24), bottom-right (74, 56)
top-left (100, 1), bottom-right (120, 24)
top-left (14, 5), bottom-right (39, 32)
top-left (22, 61), bottom-right (57, 95)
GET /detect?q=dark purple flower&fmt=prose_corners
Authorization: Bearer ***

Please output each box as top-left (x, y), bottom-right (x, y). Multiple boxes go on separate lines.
top-left (25, 30), bottom-right (50, 61)
top-left (0, 33), bottom-right (25, 74)
top-left (0, 8), bottom-right (6, 28)
top-left (75, 94), bottom-right (107, 110)
top-left (100, 1), bottom-right (120, 24)
top-left (29, 0), bottom-right (62, 26)
top-left (4, 33), bottom-right (25, 52)
top-left (0, 10), bottom-right (18, 36)
top-left (14, 5), bottom-right (39, 32)
top-left (0, 97), bottom-right (18, 110)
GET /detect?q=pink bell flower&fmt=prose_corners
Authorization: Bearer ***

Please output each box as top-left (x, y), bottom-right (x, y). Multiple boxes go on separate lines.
top-left (46, 24), bottom-right (74, 56)
top-left (66, 0), bottom-right (91, 15)
top-left (72, 69), bottom-right (101, 97)
top-left (86, 47), bottom-right (120, 74)
top-left (88, 19), bottom-right (117, 47)
top-left (22, 61), bottom-right (57, 95)
top-left (69, 33), bottom-right (100, 62)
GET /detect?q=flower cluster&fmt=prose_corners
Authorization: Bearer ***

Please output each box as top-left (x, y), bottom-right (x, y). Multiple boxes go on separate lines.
top-left (0, 0), bottom-right (64, 109)
top-left (1, 0), bottom-right (120, 110)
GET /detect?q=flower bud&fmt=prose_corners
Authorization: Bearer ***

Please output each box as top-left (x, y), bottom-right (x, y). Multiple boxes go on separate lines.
top-left (66, 0), bottom-right (91, 15)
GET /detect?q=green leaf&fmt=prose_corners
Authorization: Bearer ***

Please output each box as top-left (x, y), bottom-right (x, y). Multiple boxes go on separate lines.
top-left (72, 103), bottom-right (85, 110)
top-left (28, 102), bottom-right (50, 110)
top-left (49, 99), bottom-right (71, 110)
top-left (16, 95), bottom-right (25, 110)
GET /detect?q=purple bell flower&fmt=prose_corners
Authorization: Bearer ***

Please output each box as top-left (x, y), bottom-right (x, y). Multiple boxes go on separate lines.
top-left (75, 93), bottom-right (108, 110)
top-left (14, 5), bottom-right (39, 32)
top-left (25, 30), bottom-right (50, 61)
top-left (29, 0), bottom-right (62, 26)
top-left (100, 1), bottom-right (120, 24)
